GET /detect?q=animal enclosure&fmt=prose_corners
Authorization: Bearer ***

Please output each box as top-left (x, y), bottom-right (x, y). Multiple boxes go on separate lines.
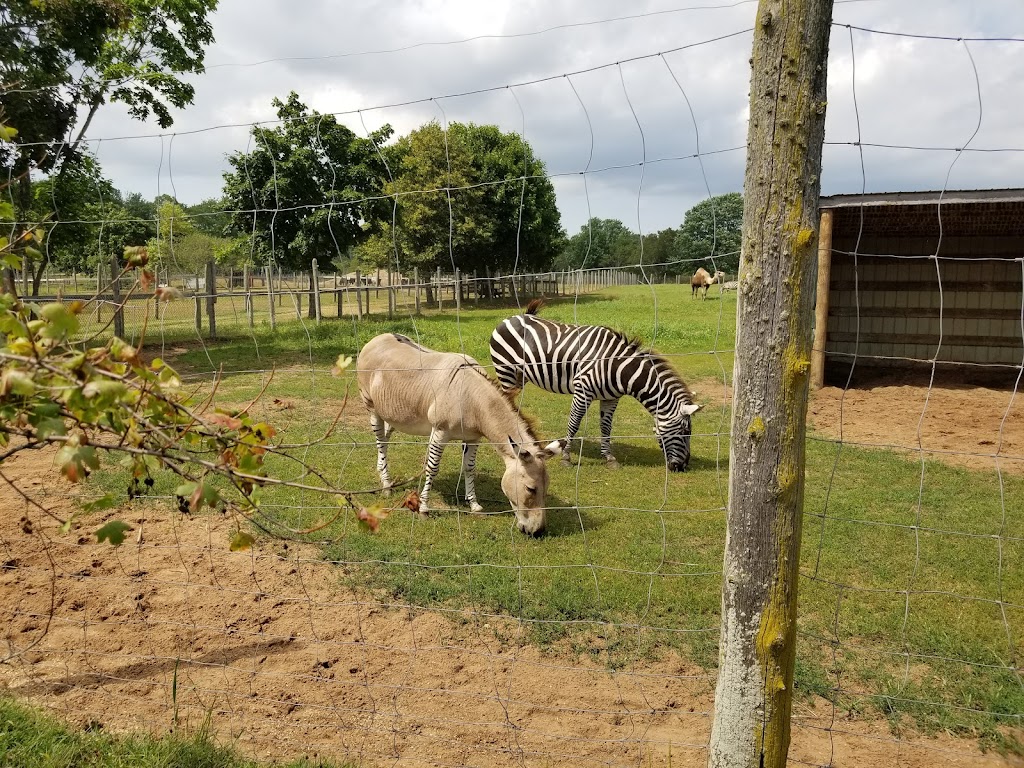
top-left (813, 190), bottom-right (1024, 386)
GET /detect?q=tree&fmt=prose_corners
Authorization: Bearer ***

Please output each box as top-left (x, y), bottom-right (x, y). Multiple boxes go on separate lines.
top-left (187, 197), bottom-right (232, 237)
top-left (146, 198), bottom-right (195, 267)
top-left (675, 192), bottom-right (744, 276)
top-left (368, 122), bottom-right (563, 276)
top-left (222, 93), bottom-right (392, 272)
top-left (0, 0), bottom-right (218, 294)
top-left (556, 218), bottom-right (638, 271)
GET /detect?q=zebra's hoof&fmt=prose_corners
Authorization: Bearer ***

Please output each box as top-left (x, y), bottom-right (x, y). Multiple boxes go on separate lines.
top-left (605, 457), bottom-right (620, 469)
top-left (469, 502), bottom-right (484, 515)
top-left (560, 454), bottom-right (573, 467)
top-left (417, 503), bottom-right (430, 516)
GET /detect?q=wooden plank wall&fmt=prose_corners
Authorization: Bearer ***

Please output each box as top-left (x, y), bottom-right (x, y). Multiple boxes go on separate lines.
top-left (824, 202), bottom-right (1024, 369)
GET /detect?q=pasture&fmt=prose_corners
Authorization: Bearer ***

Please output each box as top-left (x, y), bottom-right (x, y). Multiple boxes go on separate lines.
top-left (7, 284), bottom-right (1022, 762)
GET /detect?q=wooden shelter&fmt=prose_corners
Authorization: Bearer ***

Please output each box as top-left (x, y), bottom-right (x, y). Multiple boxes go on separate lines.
top-left (811, 189), bottom-right (1024, 387)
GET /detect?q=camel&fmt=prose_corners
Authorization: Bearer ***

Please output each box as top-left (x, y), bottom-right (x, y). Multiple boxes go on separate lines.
top-left (356, 333), bottom-right (564, 536)
top-left (690, 267), bottom-right (726, 300)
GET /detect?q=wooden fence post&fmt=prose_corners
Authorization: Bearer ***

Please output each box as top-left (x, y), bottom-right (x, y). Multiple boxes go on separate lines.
top-left (265, 265), bottom-right (276, 330)
top-left (436, 266), bottom-right (442, 310)
top-left (205, 261), bottom-right (217, 340)
top-left (708, 2), bottom-right (834, 767)
top-left (109, 255), bottom-right (124, 338)
top-left (312, 259), bottom-right (322, 323)
top-left (355, 270), bottom-right (363, 320)
top-left (455, 268), bottom-right (462, 311)
top-left (414, 267), bottom-right (421, 315)
top-left (243, 264), bottom-right (254, 327)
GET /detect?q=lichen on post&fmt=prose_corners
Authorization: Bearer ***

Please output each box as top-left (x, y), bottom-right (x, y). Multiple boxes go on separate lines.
top-left (707, 2), bottom-right (834, 768)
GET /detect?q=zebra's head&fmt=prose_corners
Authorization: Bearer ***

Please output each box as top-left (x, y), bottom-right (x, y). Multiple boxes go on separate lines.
top-left (654, 401), bottom-right (702, 471)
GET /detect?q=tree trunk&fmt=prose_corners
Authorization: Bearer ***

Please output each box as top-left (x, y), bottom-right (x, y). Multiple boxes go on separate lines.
top-left (707, 2), bottom-right (833, 768)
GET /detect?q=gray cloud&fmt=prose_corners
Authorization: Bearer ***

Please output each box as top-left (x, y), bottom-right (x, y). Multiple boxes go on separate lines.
top-left (76, 0), bottom-right (1024, 232)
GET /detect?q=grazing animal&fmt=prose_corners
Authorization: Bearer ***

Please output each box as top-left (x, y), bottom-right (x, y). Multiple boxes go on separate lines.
top-left (690, 268), bottom-right (726, 299)
top-left (356, 333), bottom-right (564, 536)
top-left (489, 300), bottom-right (701, 472)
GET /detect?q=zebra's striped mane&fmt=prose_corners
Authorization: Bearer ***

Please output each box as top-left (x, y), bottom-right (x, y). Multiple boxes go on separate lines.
top-left (523, 298), bottom-right (695, 405)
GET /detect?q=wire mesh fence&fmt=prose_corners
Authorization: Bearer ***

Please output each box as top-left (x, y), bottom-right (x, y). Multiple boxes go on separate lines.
top-left (2, 4), bottom-right (1024, 768)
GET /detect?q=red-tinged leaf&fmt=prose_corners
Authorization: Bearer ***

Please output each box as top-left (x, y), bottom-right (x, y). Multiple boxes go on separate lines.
top-left (355, 504), bottom-right (390, 534)
top-left (154, 285), bottom-right (183, 303)
top-left (96, 520), bottom-right (133, 547)
top-left (206, 412), bottom-right (243, 430)
top-left (140, 268), bottom-right (155, 291)
top-left (229, 530), bottom-right (255, 552)
top-left (400, 491), bottom-right (420, 511)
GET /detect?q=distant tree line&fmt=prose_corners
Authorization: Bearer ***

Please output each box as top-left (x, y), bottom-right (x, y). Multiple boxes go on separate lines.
top-left (6, 0), bottom-right (743, 293)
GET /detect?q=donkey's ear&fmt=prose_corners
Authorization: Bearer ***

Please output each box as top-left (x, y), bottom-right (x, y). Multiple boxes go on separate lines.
top-left (539, 439), bottom-right (566, 459)
top-left (508, 435), bottom-right (533, 460)
top-left (681, 402), bottom-right (702, 416)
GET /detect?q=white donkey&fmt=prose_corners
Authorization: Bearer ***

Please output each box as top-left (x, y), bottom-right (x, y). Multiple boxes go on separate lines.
top-left (356, 333), bottom-right (564, 536)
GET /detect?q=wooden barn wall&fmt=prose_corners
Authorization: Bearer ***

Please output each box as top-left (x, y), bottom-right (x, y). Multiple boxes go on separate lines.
top-left (825, 201), bottom-right (1024, 368)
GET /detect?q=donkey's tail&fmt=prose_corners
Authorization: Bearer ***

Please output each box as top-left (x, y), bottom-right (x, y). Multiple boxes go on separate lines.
top-left (525, 298), bottom-right (545, 316)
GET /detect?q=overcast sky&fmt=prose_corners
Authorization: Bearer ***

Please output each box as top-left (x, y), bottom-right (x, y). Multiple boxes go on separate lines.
top-left (83, 0), bottom-right (1024, 235)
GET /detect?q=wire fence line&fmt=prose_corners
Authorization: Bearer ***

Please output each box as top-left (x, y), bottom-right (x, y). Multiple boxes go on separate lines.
top-left (2, 8), bottom-right (1024, 768)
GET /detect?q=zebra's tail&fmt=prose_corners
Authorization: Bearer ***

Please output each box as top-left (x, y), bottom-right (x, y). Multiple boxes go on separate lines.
top-left (525, 298), bottom-right (545, 315)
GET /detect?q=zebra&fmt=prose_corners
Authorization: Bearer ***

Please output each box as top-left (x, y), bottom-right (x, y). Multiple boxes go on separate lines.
top-left (489, 300), bottom-right (701, 472)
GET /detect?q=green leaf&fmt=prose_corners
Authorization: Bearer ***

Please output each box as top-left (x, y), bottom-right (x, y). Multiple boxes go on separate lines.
top-left (34, 418), bottom-right (67, 440)
top-left (39, 303), bottom-right (80, 339)
top-left (229, 530), bottom-right (255, 552)
top-left (0, 204), bottom-right (13, 221)
top-left (96, 520), bottom-right (133, 547)
top-left (60, 514), bottom-right (78, 534)
top-left (82, 494), bottom-right (117, 513)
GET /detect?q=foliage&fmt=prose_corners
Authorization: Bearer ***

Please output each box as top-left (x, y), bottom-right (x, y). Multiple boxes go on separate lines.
top-left (222, 92), bottom-right (393, 271)
top-left (187, 197), bottom-right (233, 237)
top-left (31, 158), bottom-right (152, 273)
top-left (0, 0), bottom-right (217, 291)
top-left (556, 218), bottom-right (639, 270)
top-left (675, 192), bottom-right (744, 275)
top-left (360, 121), bottom-right (563, 274)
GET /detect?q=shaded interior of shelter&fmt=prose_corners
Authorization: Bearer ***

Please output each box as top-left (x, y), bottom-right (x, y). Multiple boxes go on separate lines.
top-left (819, 192), bottom-right (1024, 389)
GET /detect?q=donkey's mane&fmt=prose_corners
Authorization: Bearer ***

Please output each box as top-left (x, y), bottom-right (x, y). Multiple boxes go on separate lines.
top-left (523, 299), bottom-right (691, 402)
top-left (465, 363), bottom-right (541, 442)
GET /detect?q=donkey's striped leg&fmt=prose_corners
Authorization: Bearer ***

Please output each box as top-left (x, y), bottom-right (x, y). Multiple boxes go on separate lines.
top-left (562, 390), bottom-right (592, 466)
top-left (598, 399), bottom-right (620, 468)
top-left (419, 429), bottom-right (450, 513)
top-left (370, 412), bottom-right (394, 494)
top-left (461, 442), bottom-right (484, 514)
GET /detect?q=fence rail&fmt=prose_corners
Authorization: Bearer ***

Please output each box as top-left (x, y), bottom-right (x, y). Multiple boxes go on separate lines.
top-left (24, 263), bottom-right (666, 343)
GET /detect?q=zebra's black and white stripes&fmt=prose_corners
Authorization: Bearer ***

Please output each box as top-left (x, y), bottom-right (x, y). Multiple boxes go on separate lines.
top-left (489, 300), bottom-right (700, 471)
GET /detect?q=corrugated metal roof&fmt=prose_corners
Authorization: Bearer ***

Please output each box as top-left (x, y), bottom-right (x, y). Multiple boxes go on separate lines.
top-left (819, 188), bottom-right (1024, 208)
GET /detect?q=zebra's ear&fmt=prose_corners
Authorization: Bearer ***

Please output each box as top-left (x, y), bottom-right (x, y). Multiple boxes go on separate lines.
top-left (681, 402), bottom-right (702, 416)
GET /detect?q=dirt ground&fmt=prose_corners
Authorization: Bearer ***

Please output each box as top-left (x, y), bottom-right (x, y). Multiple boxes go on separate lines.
top-left (1, 447), bottom-right (1020, 767)
top-left (809, 371), bottom-right (1024, 473)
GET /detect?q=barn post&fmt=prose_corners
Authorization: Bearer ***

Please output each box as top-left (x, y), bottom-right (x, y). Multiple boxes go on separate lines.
top-left (811, 207), bottom-right (834, 389)
top-left (311, 258), bottom-right (322, 323)
top-left (455, 268), bottom-right (462, 311)
top-left (708, 2), bottom-right (834, 768)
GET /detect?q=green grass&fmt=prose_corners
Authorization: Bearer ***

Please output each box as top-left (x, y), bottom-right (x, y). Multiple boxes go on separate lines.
top-left (0, 697), bottom-right (350, 768)
top-left (82, 285), bottom-right (1023, 751)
